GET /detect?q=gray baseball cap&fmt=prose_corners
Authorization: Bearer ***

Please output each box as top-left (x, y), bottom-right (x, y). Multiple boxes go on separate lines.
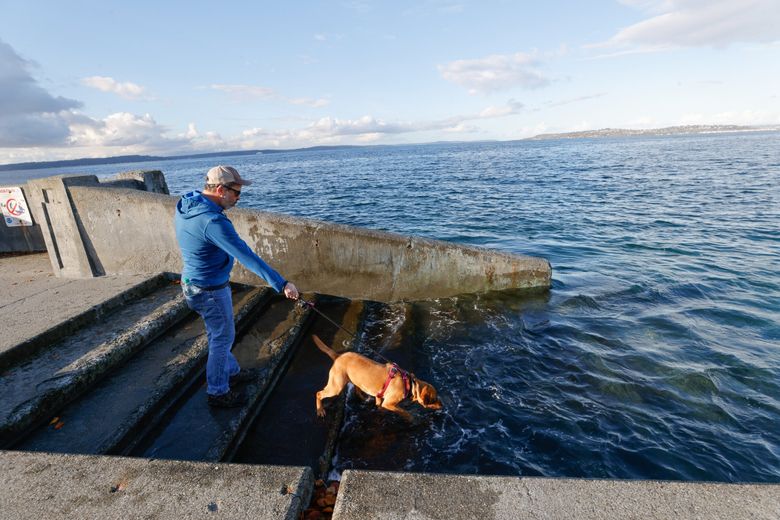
top-left (206, 165), bottom-right (253, 186)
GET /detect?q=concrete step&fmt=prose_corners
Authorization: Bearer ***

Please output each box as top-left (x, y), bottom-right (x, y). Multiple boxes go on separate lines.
top-left (0, 271), bottom-right (169, 371)
top-left (130, 295), bottom-right (316, 462)
top-left (14, 287), bottom-right (272, 456)
top-left (233, 297), bottom-right (367, 479)
top-left (0, 281), bottom-right (191, 447)
top-left (0, 450), bottom-right (313, 520)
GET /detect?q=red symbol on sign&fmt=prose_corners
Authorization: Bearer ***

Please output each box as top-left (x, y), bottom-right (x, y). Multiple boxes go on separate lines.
top-left (6, 198), bottom-right (24, 216)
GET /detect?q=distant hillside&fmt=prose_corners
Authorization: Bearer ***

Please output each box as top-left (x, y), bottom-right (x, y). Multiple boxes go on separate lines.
top-left (0, 145), bottom-right (360, 172)
top-left (526, 124), bottom-right (779, 141)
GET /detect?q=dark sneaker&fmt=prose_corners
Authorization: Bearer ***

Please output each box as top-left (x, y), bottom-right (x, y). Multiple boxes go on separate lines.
top-left (207, 389), bottom-right (247, 408)
top-left (229, 368), bottom-right (258, 385)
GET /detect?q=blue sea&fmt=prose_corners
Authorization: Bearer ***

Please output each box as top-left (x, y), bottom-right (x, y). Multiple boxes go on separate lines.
top-left (4, 132), bottom-right (779, 482)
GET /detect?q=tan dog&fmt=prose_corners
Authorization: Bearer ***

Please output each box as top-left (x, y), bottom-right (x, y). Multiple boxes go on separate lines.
top-left (313, 335), bottom-right (443, 421)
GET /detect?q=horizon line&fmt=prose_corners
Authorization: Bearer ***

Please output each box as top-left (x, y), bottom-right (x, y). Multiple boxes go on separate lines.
top-left (2, 123), bottom-right (777, 172)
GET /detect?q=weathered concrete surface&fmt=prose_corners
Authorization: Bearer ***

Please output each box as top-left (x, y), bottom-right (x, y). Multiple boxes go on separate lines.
top-left (16, 288), bottom-right (269, 456)
top-left (21, 171), bottom-right (169, 275)
top-left (333, 470), bottom-right (780, 520)
top-left (63, 182), bottom-right (550, 301)
top-left (0, 253), bottom-right (160, 366)
top-left (25, 175), bottom-right (99, 277)
top-left (0, 450), bottom-right (312, 520)
top-left (104, 169), bottom-right (170, 194)
top-left (0, 285), bottom-right (191, 447)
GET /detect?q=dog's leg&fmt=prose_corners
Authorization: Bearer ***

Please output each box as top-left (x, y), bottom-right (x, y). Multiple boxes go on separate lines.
top-left (316, 368), bottom-right (347, 418)
top-left (382, 403), bottom-right (413, 422)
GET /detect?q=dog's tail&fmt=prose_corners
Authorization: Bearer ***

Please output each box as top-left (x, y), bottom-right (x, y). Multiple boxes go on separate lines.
top-left (312, 334), bottom-right (340, 361)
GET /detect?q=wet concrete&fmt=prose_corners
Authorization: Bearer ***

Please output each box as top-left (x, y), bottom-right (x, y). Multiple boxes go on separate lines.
top-left (132, 296), bottom-right (314, 462)
top-left (233, 298), bottom-right (364, 478)
top-left (14, 288), bottom-right (267, 456)
top-left (0, 253), bottom-right (163, 368)
top-left (0, 283), bottom-right (191, 447)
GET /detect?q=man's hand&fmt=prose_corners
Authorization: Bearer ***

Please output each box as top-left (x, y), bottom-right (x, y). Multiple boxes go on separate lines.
top-left (283, 282), bottom-right (299, 300)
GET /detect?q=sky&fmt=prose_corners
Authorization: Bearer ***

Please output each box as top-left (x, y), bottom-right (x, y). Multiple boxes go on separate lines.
top-left (0, 0), bottom-right (779, 164)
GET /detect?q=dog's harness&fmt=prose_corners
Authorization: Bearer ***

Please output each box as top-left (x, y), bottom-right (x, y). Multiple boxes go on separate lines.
top-left (376, 363), bottom-right (413, 404)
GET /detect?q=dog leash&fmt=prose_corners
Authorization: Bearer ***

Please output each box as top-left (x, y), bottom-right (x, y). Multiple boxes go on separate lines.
top-left (297, 297), bottom-right (397, 365)
top-left (298, 297), bottom-right (416, 399)
top-left (262, 297), bottom-right (362, 350)
top-left (297, 297), bottom-right (357, 340)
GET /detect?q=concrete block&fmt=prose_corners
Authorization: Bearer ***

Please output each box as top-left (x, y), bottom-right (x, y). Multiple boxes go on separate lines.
top-left (333, 470), bottom-right (780, 520)
top-left (25, 176), bottom-right (98, 277)
top-left (0, 450), bottom-right (312, 520)
top-left (106, 170), bottom-right (170, 194)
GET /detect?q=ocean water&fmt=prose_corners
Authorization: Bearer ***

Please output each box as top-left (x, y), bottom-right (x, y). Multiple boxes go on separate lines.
top-left (5, 132), bottom-right (779, 482)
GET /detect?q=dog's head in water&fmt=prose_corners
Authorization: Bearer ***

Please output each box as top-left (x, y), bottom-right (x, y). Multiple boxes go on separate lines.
top-left (412, 378), bottom-right (443, 410)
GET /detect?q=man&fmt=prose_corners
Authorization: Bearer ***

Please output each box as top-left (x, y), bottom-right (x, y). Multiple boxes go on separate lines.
top-left (175, 165), bottom-right (299, 407)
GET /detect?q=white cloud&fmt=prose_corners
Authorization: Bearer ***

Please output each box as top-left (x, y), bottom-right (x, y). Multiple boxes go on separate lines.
top-left (210, 84), bottom-right (275, 101)
top-left (209, 84), bottom-right (329, 107)
top-left (595, 0), bottom-right (780, 51)
top-left (546, 93), bottom-right (607, 108)
top-left (0, 111), bottom-right (218, 162)
top-left (442, 123), bottom-right (479, 133)
top-left (479, 99), bottom-right (524, 118)
top-left (438, 52), bottom-right (550, 94)
top-left (67, 112), bottom-right (191, 150)
top-left (233, 100), bottom-right (525, 147)
top-left (81, 76), bottom-right (150, 100)
top-left (355, 132), bottom-right (383, 142)
top-left (0, 38), bottom-right (81, 147)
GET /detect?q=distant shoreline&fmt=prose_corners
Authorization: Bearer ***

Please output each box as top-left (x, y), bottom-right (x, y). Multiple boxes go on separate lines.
top-left (1, 125), bottom-right (777, 172)
top-left (523, 124), bottom-right (780, 141)
top-left (0, 145), bottom-right (360, 173)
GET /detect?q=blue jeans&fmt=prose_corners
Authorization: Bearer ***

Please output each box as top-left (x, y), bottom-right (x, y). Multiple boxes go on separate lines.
top-left (182, 283), bottom-right (240, 396)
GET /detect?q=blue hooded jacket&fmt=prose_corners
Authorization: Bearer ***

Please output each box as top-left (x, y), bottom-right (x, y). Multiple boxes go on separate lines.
top-left (174, 191), bottom-right (286, 292)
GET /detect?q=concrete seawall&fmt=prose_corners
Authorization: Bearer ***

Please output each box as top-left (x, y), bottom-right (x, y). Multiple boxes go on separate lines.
top-left (17, 170), bottom-right (550, 301)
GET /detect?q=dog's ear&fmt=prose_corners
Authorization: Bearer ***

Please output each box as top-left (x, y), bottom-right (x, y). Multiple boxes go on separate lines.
top-left (420, 384), bottom-right (442, 408)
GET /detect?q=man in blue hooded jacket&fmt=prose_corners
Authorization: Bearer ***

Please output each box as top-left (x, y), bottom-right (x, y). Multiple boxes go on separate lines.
top-left (175, 165), bottom-right (299, 407)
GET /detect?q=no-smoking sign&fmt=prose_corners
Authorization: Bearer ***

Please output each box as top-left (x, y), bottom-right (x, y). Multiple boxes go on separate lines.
top-left (0, 187), bottom-right (33, 227)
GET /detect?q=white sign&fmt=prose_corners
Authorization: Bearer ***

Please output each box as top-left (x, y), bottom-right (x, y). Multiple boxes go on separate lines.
top-left (0, 187), bottom-right (33, 227)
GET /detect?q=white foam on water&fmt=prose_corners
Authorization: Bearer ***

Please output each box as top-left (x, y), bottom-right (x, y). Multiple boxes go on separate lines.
top-left (327, 453), bottom-right (342, 482)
